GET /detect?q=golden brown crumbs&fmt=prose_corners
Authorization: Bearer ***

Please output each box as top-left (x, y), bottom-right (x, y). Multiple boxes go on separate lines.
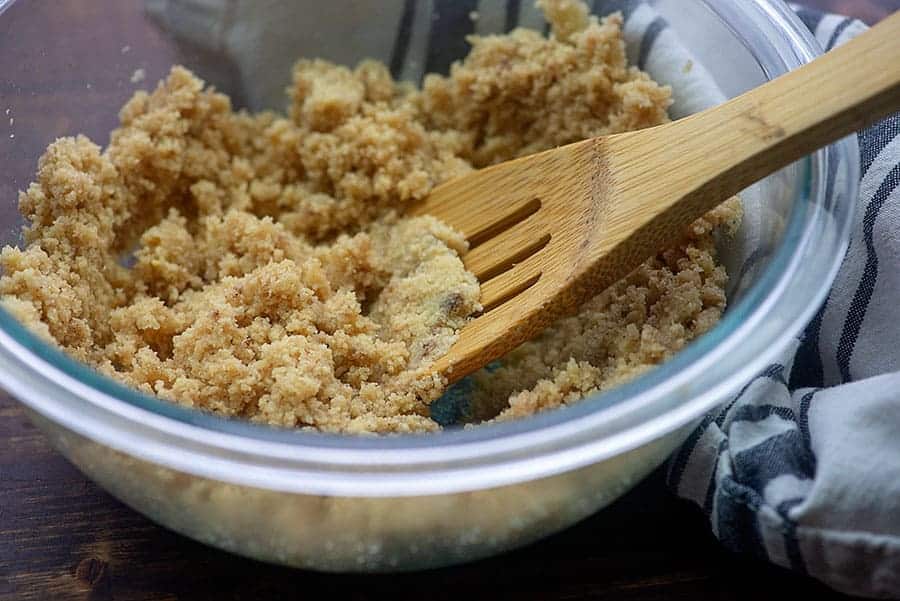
top-left (0, 0), bottom-right (740, 433)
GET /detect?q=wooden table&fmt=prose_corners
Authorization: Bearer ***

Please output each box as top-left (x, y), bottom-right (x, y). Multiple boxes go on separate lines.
top-left (1, 1), bottom-right (896, 599)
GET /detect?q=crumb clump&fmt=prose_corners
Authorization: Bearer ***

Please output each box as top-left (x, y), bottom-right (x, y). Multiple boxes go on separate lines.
top-left (0, 0), bottom-right (739, 433)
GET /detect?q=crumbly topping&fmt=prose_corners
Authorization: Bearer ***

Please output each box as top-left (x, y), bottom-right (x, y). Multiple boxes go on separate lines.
top-left (0, 1), bottom-right (739, 433)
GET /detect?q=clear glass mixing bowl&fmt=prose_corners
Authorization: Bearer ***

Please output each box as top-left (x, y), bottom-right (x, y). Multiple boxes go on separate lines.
top-left (0, 0), bottom-right (857, 571)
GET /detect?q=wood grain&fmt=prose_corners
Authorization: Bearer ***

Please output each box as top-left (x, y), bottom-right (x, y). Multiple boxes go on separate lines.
top-left (1, 1), bottom-right (896, 600)
top-left (418, 11), bottom-right (900, 382)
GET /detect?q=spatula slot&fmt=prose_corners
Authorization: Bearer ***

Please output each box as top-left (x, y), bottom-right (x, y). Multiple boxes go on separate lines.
top-left (468, 198), bottom-right (541, 248)
top-left (480, 273), bottom-right (542, 314)
top-left (472, 233), bottom-right (551, 282)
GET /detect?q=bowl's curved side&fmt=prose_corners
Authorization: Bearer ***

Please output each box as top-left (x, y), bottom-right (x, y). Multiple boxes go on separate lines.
top-left (27, 408), bottom-right (693, 571)
top-left (0, 0), bottom-right (858, 554)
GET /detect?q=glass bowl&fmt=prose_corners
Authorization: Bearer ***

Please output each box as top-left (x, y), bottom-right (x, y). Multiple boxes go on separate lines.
top-left (0, 0), bottom-right (857, 571)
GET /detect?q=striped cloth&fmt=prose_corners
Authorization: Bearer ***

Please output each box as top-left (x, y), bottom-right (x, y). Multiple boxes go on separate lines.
top-left (148, 1), bottom-right (900, 597)
top-left (667, 8), bottom-right (900, 599)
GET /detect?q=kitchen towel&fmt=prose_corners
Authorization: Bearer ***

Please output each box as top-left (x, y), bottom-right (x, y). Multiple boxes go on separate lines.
top-left (666, 6), bottom-right (900, 599)
top-left (146, 1), bottom-right (900, 597)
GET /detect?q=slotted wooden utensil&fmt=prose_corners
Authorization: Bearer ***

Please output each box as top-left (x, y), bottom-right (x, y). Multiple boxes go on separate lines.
top-left (412, 11), bottom-right (900, 383)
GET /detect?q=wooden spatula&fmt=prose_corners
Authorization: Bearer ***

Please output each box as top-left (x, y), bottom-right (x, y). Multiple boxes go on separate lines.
top-left (412, 12), bottom-right (900, 384)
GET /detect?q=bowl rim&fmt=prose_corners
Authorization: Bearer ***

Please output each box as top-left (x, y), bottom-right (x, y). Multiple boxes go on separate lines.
top-left (0, 0), bottom-right (859, 496)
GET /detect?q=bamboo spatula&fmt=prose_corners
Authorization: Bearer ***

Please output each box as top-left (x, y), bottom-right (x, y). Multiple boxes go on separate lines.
top-left (412, 11), bottom-right (900, 383)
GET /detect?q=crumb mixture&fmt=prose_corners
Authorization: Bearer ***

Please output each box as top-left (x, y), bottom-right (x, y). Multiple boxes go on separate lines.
top-left (0, 0), bottom-right (740, 433)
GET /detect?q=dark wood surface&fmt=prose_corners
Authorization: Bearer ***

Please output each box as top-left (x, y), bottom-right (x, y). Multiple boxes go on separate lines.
top-left (1, 1), bottom-right (897, 600)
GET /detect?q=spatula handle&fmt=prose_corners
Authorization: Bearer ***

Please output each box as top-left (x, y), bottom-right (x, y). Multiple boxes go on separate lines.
top-left (622, 10), bottom-right (900, 223)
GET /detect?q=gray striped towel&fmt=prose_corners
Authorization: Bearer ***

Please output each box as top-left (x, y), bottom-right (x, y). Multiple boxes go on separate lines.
top-left (147, 1), bottom-right (900, 597)
top-left (667, 7), bottom-right (900, 599)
